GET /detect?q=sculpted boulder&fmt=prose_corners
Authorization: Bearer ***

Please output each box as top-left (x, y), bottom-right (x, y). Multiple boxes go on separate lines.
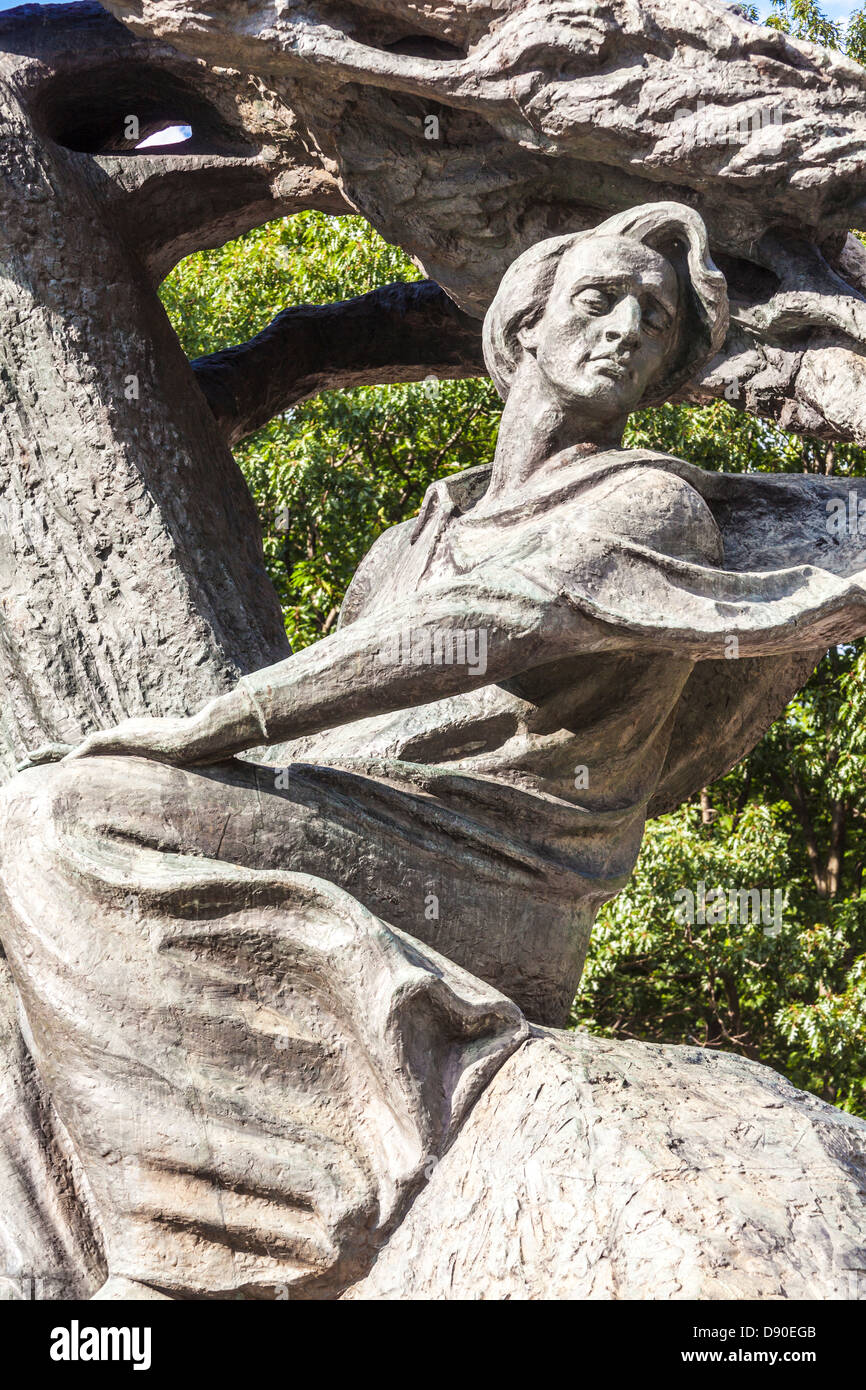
top-left (345, 1030), bottom-right (866, 1301)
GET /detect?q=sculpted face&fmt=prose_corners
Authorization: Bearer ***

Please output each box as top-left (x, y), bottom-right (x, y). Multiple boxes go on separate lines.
top-left (519, 235), bottom-right (680, 419)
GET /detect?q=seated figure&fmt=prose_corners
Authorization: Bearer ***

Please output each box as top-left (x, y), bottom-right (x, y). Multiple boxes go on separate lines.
top-left (2, 203), bottom-right (866, 1300)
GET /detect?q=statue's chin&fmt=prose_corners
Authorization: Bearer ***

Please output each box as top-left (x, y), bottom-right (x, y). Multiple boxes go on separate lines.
top-left (542, 371), bottom-right (638, 425)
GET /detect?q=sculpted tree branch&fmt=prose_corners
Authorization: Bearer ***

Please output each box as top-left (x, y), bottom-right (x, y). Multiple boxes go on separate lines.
top-left (107, 0), bottom-right (866, 445)
top-left (99, 148), bottom-right (350, 287)
top-left (3, 2), bottom-right (347, 285)
top-left (17, 1), bottom-right (866, 444)
top-left (192, 281), bottom-right (485, 446)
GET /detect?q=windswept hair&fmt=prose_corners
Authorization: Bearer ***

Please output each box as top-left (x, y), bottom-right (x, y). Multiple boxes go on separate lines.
top-left (482, 202), bottom-right (729, 407)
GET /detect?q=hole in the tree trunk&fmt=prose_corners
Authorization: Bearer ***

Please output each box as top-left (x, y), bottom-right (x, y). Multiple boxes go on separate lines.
top-left (34, 64), bottom-right (251, 155)
top-left (745, 38), bottom-right (816, 74)
top-left (712, 253), bottom-right (779, 306)
top-left (381, 35), bottom-right (467, 60)
top-left (333, 0), bottom-right (473, 57)
top-left (136, 124), bottom-right (194, 150)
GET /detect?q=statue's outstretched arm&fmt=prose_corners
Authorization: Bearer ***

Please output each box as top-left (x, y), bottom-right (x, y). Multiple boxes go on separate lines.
top-left (61, 573), bottom-right (613, 767)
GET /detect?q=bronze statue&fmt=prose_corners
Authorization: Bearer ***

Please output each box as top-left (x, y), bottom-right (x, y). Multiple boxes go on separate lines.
top-left (3, 204), bottom-right (866, 1300)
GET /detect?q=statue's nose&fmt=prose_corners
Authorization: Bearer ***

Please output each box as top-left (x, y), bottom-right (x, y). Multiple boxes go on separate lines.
top-left (604, 295), bottom-right (641, 347)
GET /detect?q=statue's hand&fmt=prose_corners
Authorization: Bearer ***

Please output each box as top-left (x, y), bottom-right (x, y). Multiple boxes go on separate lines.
top-left (65, 712), bottom-right (223, 766)
top-left (17, 743), bottom-right (75, 771)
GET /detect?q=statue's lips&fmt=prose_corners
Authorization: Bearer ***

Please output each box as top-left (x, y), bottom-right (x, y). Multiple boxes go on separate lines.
top-left (588, 356), bottom-right (631, 381)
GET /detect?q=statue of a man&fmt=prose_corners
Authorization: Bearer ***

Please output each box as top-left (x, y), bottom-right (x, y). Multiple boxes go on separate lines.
top-left (3, 203), bottom-right (866, 1299)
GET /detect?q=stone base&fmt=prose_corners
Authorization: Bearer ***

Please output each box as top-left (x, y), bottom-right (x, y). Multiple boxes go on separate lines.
top-left (343, 1029), bottom-right (866, 1300)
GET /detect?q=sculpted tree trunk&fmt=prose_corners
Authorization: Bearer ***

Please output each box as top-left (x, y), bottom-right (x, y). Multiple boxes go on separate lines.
top-left (0, 8), bottom-right (290, 777)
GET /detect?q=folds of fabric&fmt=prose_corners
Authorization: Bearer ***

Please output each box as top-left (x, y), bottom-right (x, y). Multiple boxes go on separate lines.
top-left (0, 757), bottom-right (527, 1298)
top-left (334, 452), bottom-right (866, 812)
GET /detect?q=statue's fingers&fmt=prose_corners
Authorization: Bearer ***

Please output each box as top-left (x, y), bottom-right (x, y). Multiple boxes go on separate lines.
top-left (17, 742), bottom-right (75, 771)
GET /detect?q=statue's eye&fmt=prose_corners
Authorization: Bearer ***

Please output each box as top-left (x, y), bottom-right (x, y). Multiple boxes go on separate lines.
top-left (574, 287), bottom-right (611, 314)
top-left (643, 302), bottom-right (672, 336)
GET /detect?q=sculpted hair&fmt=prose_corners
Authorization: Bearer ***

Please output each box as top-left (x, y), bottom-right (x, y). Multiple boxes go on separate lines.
top-left (482, 202), bottom-right (729, 407)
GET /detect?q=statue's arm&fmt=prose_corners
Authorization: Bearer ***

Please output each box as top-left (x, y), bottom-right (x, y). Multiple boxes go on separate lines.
top-left (65, 574), bottom-right (616, 765)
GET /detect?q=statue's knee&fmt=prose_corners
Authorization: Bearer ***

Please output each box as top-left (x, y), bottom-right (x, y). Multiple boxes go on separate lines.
top-left (0, 757), bottom-right (106, 851)
top-left (1, 761), bottom-right (61, 838)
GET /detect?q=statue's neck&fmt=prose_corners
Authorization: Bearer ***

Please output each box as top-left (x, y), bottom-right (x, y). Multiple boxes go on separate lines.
top-left (484, 363), bottom-right (625, 509)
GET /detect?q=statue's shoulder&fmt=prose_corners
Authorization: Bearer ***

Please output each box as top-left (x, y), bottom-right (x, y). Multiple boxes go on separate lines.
top-left (582, 447), bottom-right (729, 507)
top-left (580, 451), bottom-right (725, 565)
top-left (595, 446), bottom-right (699, 477)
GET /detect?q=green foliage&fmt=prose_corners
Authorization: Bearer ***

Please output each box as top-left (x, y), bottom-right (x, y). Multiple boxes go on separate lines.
top-left (573, 708), bottom-right (866, 1113)
top-left (159, 0), bottom-right (865, 1113)
top-left (574, 803), bottom-right (794, 1052)
top-left (625, 398), bottom-right (861, 476)
top-left (765, 0), bottom-right (843, 47)
top-left (847, 6), bottom-right (866, 65)
top-left (239, 377), bottom-right (499, 647)
top-left (162, 212), bottom-right (417, 358)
